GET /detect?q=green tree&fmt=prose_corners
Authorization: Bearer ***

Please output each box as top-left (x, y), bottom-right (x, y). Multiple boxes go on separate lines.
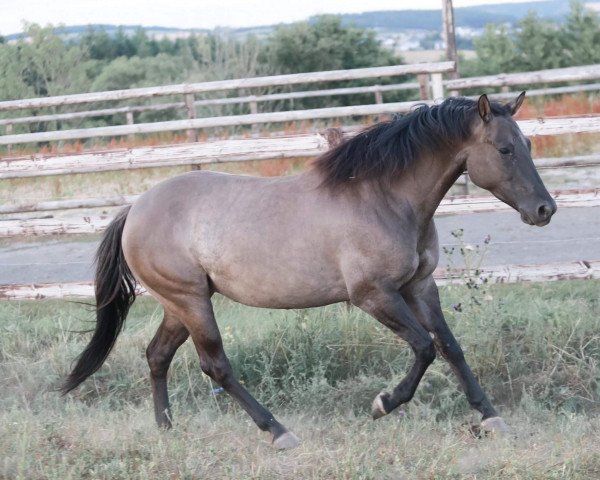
top-left (516, 12), bottom-right (564, 70)
top-left (466, 1), bottom-right (600, 75)
top-left (469, 24), bottom-right (517, 75)
top-left (562, 0), bottom-right (600, 65)
top-left (263, 16), bottom-right (400, 108)
top-left (0, 45), bottom-right (35, 102)
top-left (267, 15), bottom-right (396, 74)
top-left (9, 24), bottom-right (90, 97)
top-left (91, 54), bottom-right (190, 92)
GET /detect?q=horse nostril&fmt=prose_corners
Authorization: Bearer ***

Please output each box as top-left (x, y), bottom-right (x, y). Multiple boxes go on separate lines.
top-left (538, 204), bottom-right (551, 218)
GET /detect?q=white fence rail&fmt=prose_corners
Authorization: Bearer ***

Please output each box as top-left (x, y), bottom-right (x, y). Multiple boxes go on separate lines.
top-left (3, 62), bottom-right (600, 149)
top-left (2, 116), bottom-right (600, 177)
top-left (2, 188), bottom-right (598, 238)
top-left (1, 260), bottom-right (597, 300)
top-left (446, 64), bottom-right (600, 93)
top-left (0, 62), bottom-right (455, 112)
top-left (1, 64), bottom-right (599, 131)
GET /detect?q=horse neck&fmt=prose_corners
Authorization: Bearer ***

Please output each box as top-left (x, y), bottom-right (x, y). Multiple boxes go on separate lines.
top-left (390, 144), bottom-right (467, 224)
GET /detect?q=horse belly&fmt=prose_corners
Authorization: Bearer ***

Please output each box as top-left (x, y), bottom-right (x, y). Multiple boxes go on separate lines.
top-left (201, 250), bottom-right (348, 309)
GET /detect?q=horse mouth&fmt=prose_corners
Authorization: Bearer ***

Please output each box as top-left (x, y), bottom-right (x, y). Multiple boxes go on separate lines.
top-left (519, 210), bottom-right (552, 227)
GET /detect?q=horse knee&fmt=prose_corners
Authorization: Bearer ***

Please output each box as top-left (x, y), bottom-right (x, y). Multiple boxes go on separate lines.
top-left (416, 339), bottom-right (436, 365)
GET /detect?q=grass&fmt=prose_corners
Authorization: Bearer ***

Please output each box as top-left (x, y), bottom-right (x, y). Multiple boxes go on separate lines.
top-left (1, 280), bottom-right (599, 478)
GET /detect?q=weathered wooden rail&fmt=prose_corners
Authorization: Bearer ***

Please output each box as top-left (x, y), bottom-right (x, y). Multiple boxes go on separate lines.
top-left (2, 63), bottom-right (600, 134)
top-left (3, 80), bottom-right (598, 131)
top-left (446, 64), bottom-right (600, 94)
top-left (2, 115), bottom-right (600, 177)
top-left (2, 188), bottom-right (598, 238)
top-left (1, 260), bottom-right (597, 300)
top-left (0, 101), bottom-right (424, 145)
top-left (0, 62), bottom-right (454, 112)
top-left (3, 98), bottom-right (600, 147)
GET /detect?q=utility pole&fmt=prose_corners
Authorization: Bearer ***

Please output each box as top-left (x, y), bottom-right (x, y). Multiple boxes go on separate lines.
top-left (442, 0), bottom-right (459, 79)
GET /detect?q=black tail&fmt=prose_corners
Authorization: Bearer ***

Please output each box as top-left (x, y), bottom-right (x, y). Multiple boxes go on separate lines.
top-left (62, 206), bottom-right (137, 394)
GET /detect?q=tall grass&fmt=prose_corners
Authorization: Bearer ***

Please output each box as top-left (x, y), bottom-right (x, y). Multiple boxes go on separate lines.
top-left (1, 281), bottom-right (599, 478)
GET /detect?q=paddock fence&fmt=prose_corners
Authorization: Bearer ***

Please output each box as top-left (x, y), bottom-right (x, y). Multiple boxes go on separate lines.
top-left (2, 63), bottom-right (600, 148)
top-left (1, 62), bottom-right (600, 299)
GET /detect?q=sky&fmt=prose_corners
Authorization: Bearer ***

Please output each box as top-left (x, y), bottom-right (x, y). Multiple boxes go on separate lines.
top-left (0, 0), bottom-right (541, 36)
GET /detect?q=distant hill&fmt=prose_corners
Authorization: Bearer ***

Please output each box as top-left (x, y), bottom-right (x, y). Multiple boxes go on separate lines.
top-left (4, 0), bottom-right (573, 42)
top-left (4, 24), bottom-right (210, 42)
top-left (328, 0), bottom-right (572, 31)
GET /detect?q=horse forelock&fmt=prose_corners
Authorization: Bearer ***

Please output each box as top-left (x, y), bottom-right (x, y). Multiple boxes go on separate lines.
top-left (313, 96), bottom-right (509, 188)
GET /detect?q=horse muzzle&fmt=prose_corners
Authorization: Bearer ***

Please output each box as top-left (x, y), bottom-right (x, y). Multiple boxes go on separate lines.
top-left (519, 198), bottom-right (557, 227)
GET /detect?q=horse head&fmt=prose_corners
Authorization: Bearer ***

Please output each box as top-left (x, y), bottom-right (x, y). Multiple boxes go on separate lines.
top-left (464, 92), bottom-right (557, 226)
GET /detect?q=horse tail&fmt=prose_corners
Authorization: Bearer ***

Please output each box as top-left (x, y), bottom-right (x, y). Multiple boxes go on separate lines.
top-left (61, 206), bottom-right (137, 394)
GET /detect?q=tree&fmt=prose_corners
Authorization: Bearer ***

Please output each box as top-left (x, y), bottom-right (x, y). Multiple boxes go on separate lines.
top-left (465, 0), bottom-right (600, 75)
top-left (11, 24), bottom-right (89, 97)
top-left (263, 16), bottom-right (401, 108)
top-left (516, 12), bottom-right (564, 70)
top-left (562, 0), bottom-right (600, 65)
top-left (91, 54), bottom-right (190, 92)
top-left (266, 15), bottom-right (397, 74)
top-left (468, 24), bottom-right (517, 75)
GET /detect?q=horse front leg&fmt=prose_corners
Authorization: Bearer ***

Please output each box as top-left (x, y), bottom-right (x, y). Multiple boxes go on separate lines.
top-left (351, 285), bottom-right (436, 418)
top-left (403, 276), bottom-right (507, 433)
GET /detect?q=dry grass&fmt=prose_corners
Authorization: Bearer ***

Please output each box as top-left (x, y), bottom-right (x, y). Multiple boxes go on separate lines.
top-left (1, 281), bottom-right (599, 479)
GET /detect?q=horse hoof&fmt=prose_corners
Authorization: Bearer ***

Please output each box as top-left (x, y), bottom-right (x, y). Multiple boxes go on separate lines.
top-left (481, 416), bottom-right (509, 435)
top-left (371, 392), bottom-right (389, 420)
top-left (272, 431), bottom-right (300, 450)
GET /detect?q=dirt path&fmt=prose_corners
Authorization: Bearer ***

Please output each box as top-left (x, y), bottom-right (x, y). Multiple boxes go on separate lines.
top-left (1, 206), bottom-right (599, 284)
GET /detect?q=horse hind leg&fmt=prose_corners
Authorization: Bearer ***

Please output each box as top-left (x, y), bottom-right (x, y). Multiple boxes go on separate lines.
top-left (146, 310), bottom-right (189, 428)
top-left (164, 291), bottom-right (300, 450)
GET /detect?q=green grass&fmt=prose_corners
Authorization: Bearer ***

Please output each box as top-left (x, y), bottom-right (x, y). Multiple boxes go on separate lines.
top-left (1, 280), bottom-right (600, 478)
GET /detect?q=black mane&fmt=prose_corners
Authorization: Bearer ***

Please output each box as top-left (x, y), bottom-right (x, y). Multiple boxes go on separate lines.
top-left (313, 96), bottom-right (510, 187)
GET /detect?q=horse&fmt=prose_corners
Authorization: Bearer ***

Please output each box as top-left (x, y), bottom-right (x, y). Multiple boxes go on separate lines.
top-left (62, 93), bottom-right (556, 449)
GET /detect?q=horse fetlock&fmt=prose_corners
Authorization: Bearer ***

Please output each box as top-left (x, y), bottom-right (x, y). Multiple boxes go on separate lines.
top-left (155, 409), bottom-right (173, 430)
top-left (371, 391), bottom-right (391, 419)
top-left (272, 431), bottom-right (300, 450)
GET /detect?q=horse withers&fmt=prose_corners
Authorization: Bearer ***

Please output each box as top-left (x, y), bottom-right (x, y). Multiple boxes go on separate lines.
top-left (62, 93), bottom-right (556, 449)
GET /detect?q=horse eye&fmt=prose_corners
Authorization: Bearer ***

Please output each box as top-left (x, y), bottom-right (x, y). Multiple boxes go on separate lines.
top-left (498, 147), bottom-right (511, 155)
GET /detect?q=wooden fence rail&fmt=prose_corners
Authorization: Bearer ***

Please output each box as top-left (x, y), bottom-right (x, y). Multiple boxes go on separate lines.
top-left (3, 100), bottom-right (600, 147)
top-left (0, 62), bottom-right (455, 113)
top-left (1, 260), bottom-right (597, 300)
top-left (0, 83), bottom-right (420, 128)
top-left (3, 81), bottom-right (600, 130)
top-left (1, 163), bottom-right (599, 216)
top-left (0, 101), bottom-right (426, 145)
top-left (2, 62), bottom-right (600, 149)
top-left (1, 63), bottom-right (598, 131)
top-left (0, 134), bottom-right (329, 178)
top-left (2, 116), bottom-right (600, 179)
top-left (2, 188), bottom-right (598, 238)
top-left (445, 64), bottom-right (600, 94)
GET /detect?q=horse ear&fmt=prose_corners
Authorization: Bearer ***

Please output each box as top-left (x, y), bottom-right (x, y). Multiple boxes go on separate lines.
top-left (509, 91), bottom-right (526, 116)
top-left (478, 94), bottom-right (492, 123)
